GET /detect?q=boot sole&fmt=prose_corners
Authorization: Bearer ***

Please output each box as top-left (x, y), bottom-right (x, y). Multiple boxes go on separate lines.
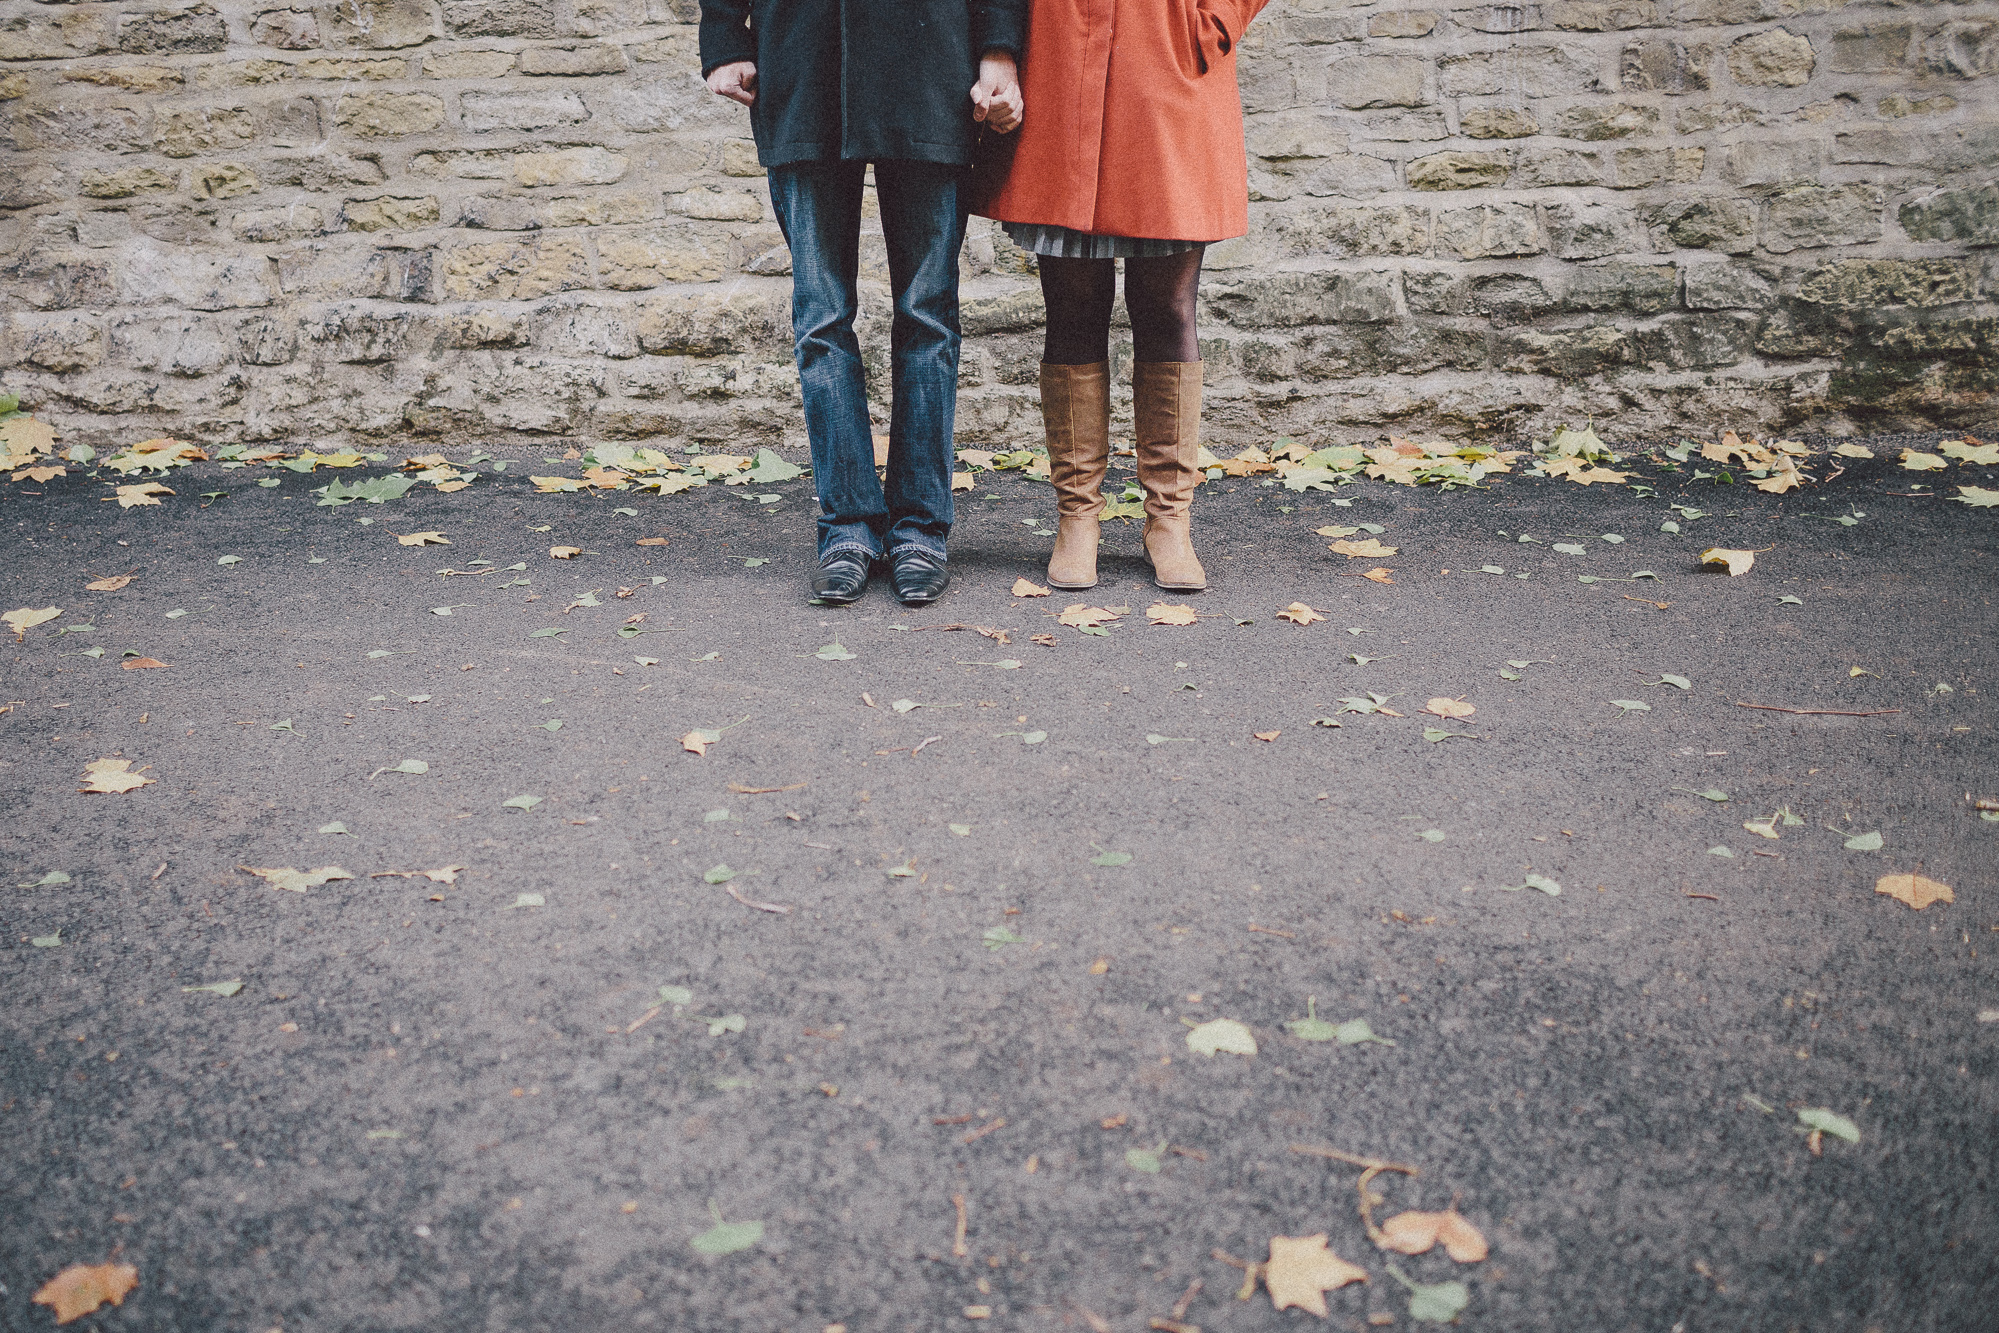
top-left (1046, 576), bottom-right (1098, 590)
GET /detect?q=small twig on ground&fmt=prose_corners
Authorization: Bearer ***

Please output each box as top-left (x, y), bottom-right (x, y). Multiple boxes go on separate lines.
top-left (625, 1006), bottom-right (662, 1034)
top-left (910, 735), bottom-right (943, 756)
top-left (724, 884), bottom-right (792, 915)
top-left (1288, 1145), bottom-right (1421, 1240)
top-left (962, 1116), bottom-right (1006, 1144)
top-left (1171, 1278), bottom-right (1204, 1320)
top-left (726, 780), bottom-right (806, 794)
top-left (1211, 1249), bottom-right (1262, 1302)
top-left (151, 863), bottom-right (167, 881)
top-left (951, 1193), bottom-right (969, 1259)
top-left (1149, 1320), bottom-right (1199, 1333)
top-left (1734, 702), bottom-right (1902, 717)
top-left (1247, 923), bottom-right (1295, 939)
top-left (1068, 1303), bottom-right (1113, 1333)
top-left (1685, 893), bottom-right (1721, 901)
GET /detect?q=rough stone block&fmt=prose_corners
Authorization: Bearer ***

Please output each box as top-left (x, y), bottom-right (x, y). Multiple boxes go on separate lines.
top-left (344, 195), bottom-right (442, 230)
top-left (669, 186), bottom-right (764, 222)
top-left (1543, 202), bottom-right (1645, 259)
top-left (0, 12), bottom-right (113, 62)
top-left (460, 89), bottom-right (589, 132)
top-left (2, 243), bottom-right (117, 310)
top-left (440, 237), bottom-right (590, 300)
top-left (1552, 102), bottom-right (1658, 140)
top-left (1437, 204), bottom-right (1542, 259)
top-left (1514, 148), bottom-right (1602, 188)
top-left (1368, 12), bottom-right (1438, 38)
top-left (721, 137), bottom-right (762, 176)
top-left (1611, 147), bottom-right (1703, 188)
top-left (1649, 198), bottom-right (1757, 253)
top-left (1325, 55), bottom-right (1427, 108)
top-left (297, 58), bottom-right (409, 79)
top-left (1919, 21), bottom-right (1999, 80)
top-left (1272, 206), bottom-right (1429, 259)
top-left (1762, 184), bottom-right (1881, 254)
top-left (1539, 1), bottom-right (1656, 31)
top-left (1563, 263), bottom-right (1677, 314)
top-left (598, 234), bottom-right (730, 289)
top-left (423, 50), bottom-right (516, 78)
top-left (539, 193), bottom-right (652, 227)
top-left (633, 287), bottom-right (786, 356)
top-left (14, 106), bottom-right (149, 155)
top-left (1407, 150), bottom-right (1510, 190)
top-left (1206, 269), bottom-right (1400, 326)
top-left (250, 9), bottom-right (320, 48)
top-left (1684, 262), bottom-right (1777, 310)
top-left (1728, 29), bottom-right (1816, 87)
top-left (0, 72), bottom-right (27, 99)
top-left (275, 244), bottom-right (432, 301)
top-left (233, 206), bottom-right (326, 242)
top-left (443, 0), bottom-right (555, 38)
top-left (81, 166), bottom-right (180, 199)
top-left (1355, 109), bottom-right (1447, 142)
top-left (334, 91), bottom-right (446, 136)
top-left (441, 309), bottom-right (532, 348)
top-left (537, 301), bottom-right (642, 357)
top-left (1246, 113), bottom-right (1347, 161)
top-left (119, 241), bottom-right (276, 310)
top-left (1830, 25), bottom-right (1911, 73)
top-left (411, 148), bottom-right (515, 178)
top-left (260, 152), bottom-right (387, 190)
top-left (1900, 185), bottom-right (1999, 248)
top-left (519, 44), bottom-right (627, 76)
top-left (64, 65), bottom-right (186, 93)
top-left (1877, 93), bottom-right (1955, 118)
top-left (1620, 40), bottom-right (1712, 93)
top-left (456, 195), bottom-right (540, 230)
top-left (1723, 139), bottom-right (1821, 187)
top-left (1643, 314), bottom-right (1755, 370)
top-left (1794, 258), bottom-right (1977, 309)
top-left (194, 60), bottom-right (295, 89)
top-left (108, 312), bottom-right (233, 376)
top-left (305, 305), bottom-right (416, 362)
top-left (318, 0), bottom-right (439, 49)
top-left (118, 5), bottom-right (228, 55)
top-left (1437, 46), bottom-right (1599, 99)
top-left (1496, 325), bottom-right (1636, 377)
top-left (236, 315), bottom-right (298, 364)
top-left (1675, 101), bottom-right (1758, 134)
top-left (196, 163), bottom-right (262, 199)
top-left (18, 315), bottom-right (106, 373)
top-left (512, 146), bottom-right (628, 186)
top-left (1285, 154), bottom-right (1399, 199)
top-left (1459, 106), bottom-right (1537, 139)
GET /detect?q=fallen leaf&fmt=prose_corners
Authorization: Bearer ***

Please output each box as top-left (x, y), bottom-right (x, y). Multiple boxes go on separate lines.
top-left (637, 536), bottom-right (669, 546)
top-left (507, 892), bottom-right (545, 909)
top-left (84, 576), bottom-right (133, 592)
top-left (1699, 547), bottom-right (1757, 576)
top-left (397, 531), bottom-right (449, 546)
top-left (1497, 874), bottom-right (1562, 896)
top-left (238, 865), bottom-right (354, 893)
top-left (1277, 603), bottom-right (1325, 625)
top-left (982, 925), bottom-right (1026, 951)
top-left (1012, 578), bottom-right (1050, 598)
top-left (1844, 830), bottom-right (1883, 851)
top-left (1898, 448), bottom-right (1946, 471)
top-left (1875, 872), bottom-right (1952, 911)
top-left (372, 865), bottom-right (464, 884)
top-left (1126, 1139), bottom-right (1167, 1174)
top-left (1185, 1018), bottom-right (1257, 1057)
top-left (815, 642), bottom-right (857, 661)
top-left (120, 656), bottom-right (168, 670)
top-left (1955, 485), bottom-right (1999, 507)
top-left (501, 794), bottom-right (542, 810)
top-left (550, 545), bottom-right (581, 559)
top-left (1334, 1018), bottom-right (1395, 1045)
top-left (1329, 538), bottom-right (1398, 559)
top-left (33, 1262), bottom-right (139, 1324)
top-left (1058, 604), bottom-right (1120, 628)
top-left (1264, 1234), bottom-right (1368, 1316)
top-left (1147, 603), bottom-right (1198, 626)
top-left (1253, 729), bottom-right (1282, 742)
top-left (111, 481), bottom-right (175, 507)
top-left (1285, 997), bottom-right (1339, 1042)
top-left (1797, 1107), bottom-right (1860, 1143)
top-left (1608, 699), bottom-right (1652, 714)
top-left (1386, 1264), bottom-right (1470, 1324)
top-left (1941, 439), bottom-right (1999, 466)
top-left (1377, 1211), bottom-right (1489, 1263)
top-left (1357, 567), bottom-right (1395, 585)
top-left (79, 757), bottom-right (153, 794)
top-left (1421, 698), bottom-right (1475, 720)
top-left (4, 606), bottom-right (61, 639)
top-left (691, 1200), bottom-right (764, 1256)
top-left (182, 979), bottom-right (244, 997)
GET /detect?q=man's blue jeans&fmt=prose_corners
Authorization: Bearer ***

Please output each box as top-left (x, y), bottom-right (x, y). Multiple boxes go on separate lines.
top-left (767, 160), bottom-right (966, 563)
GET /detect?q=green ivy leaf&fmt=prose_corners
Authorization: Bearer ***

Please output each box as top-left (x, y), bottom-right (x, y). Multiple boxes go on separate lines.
top-left (1285, 997), bottom-right (1339, 1043)
top-left (1333, 1018), bottom-right (1395, 1046)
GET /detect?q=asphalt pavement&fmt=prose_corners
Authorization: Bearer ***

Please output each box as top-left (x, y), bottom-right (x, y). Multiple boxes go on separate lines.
top-left (2, 432), bottom-right (1994, 1333)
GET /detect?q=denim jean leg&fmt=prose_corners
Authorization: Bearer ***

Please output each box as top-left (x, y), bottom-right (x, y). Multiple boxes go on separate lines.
top-left (874, 161), bottom-right (968, 560)
top-left (766, 161), bottom-right (888, 562)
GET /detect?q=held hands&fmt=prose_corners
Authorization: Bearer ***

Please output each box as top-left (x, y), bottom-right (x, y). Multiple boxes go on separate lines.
top-left (706, 60), bottom-right (756, 107)
top-left (970, 53), bottom-right (1022, 134)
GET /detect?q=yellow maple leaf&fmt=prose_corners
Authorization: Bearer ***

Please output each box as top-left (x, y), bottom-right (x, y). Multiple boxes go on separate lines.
top-left (397, 531), bottom-right (449, 547)
top-left (1330, 538), bottom-right (1398, 559)
top-left (402, 453), bottom-right (451, 470)
top-left (370, 865), bottom-right (465, 884)
top-left (951, 472), bottom-right (975, 492)
top-left (1358, 567), bottom-right (1395, 585)
top-left (680, 730), bottom-right (712, 756)
top-left (1875, 872), bottom-right (1952, 911)
top-left (0, 415), bottom-right (58, 462)
top-left (434, 479), bottom-right (472, 493)
top-left (4, 606), bottom-right (61, 640)
top-left (1147, 603), bottom-right (1198, 625)
top-left (1832, 443), bottom-right (1874, 459)
top-left (1565, 465), bottom-right (1630, 485)
top-left (1253, 729), bottom-right (1281, 742)
top-left (112, 482), bottom-right (174, 508)
top-left (530, 475), bottom-right (583, 494)
top-left (85, 575), bottom-right (133, 592)
top-left (1265, 1234), bottom-right (1368, 1316)
top-left (1422, 698), bottom-right (1476, 720)
top-left (1277, 602), bottom-right (1325, 625)
top-left (956, 449), bottom-right (997, 469)
top-left (1940, 439), bottom-right (1999, 466)
top-left (1057, 604), bottom-right (1119, 628)
top-left (581, 466), bottom-right (630, 489)
top-left (1700, 547), bottom-right (1757, 576)
top-left (79, 758), bottom-right (153, 794)
top-left (1377, 1209), bottom-right (1489, 1263)
top-left (1702, 432), bottom-right (1771, 467)
top-left (550, 546), bottom-right (581, 559)
top-left (238, 865), bottom-right (354, 893)
top-left (13, 463), bottom-right (65, 482)
top-left (1753, 460), bottom-right (1808, 494)
top-left (33, 1262), bottom-right (139, 1324)
top-left (694, 454), bottom-right (752, 475)
top-left (1899, 448), bottom-right (1946, 471)
top-left (1012, 578), bottom-right (1050, 598)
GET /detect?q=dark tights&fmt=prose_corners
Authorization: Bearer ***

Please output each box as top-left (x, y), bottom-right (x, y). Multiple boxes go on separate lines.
top-left (1038, 248), bottom-right (1206, 366)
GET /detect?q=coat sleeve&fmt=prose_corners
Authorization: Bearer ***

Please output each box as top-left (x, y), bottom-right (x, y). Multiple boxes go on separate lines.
top-left (974, 0), bottom-right (1028, 61)
top-left (698, 0), bottom-right (757, 76)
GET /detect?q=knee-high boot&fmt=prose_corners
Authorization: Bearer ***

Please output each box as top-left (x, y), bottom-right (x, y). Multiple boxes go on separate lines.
top-left (1039, 362), bottom-right (1110, 590)
top-left (1133, 360), bottom-right (1207, 592)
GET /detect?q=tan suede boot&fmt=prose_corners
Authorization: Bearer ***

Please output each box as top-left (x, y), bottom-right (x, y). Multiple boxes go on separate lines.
top-left (1039, 361), bottom-right (1110, 590)
top-left (1133, 360), bottom-right (1207, 591)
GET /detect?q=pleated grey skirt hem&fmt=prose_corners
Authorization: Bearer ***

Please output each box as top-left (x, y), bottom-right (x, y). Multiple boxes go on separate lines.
top-left (1000, 222), bottom-right (1203, 259)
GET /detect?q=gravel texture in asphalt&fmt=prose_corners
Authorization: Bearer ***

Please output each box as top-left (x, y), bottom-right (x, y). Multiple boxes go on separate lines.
top-left (2, 434), bottom-right (1994, 1332)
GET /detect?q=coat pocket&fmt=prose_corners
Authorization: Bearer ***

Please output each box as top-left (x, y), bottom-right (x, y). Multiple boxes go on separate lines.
top-left (1178, 0), bottom-right (1234, 76)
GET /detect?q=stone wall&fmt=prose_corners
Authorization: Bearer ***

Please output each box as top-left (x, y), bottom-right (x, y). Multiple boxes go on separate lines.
top-left (2, 0), bottom-right (1996, 452)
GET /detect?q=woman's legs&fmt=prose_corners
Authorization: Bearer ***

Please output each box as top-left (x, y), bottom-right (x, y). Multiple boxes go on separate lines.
top-left (1036, 256), bottom-right (1116, 587)
top-left (1125, 248), bottom-right (1209, 590)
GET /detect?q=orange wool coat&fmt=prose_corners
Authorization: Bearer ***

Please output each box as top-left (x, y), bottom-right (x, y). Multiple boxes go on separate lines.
top-left (976, 0), bottom-right (1272, 242)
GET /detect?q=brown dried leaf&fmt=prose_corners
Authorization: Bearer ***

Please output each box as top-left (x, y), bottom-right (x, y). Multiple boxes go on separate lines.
top-left (549, 546), bottom-right (581, 559)
top-left (1058, 604), bottom-right (1120, 628)
top-left (13, 464), bottom-right (65, 482)
top-left (951, 471), bottom-right (975, 492)
top-left (397, 531), bottom-right (449, 547)
top-left (680, 731), bottom-right (711, 756)
top-left (1277, 602), bottom-right (1325, 625)
top-left (33, 1262), bottom-right (139, 1324)
top-left (1253, 730), bottom-right (1281, 742)
top-left (4, 606), bottom-right (61, 639)
top-left (239, 865), bottom-right (354, 893)
top-left (1377, 1210), bottom-right (1489, 1263)
top-left (1422, 698), bottom-right (1475, 720)
top-left (581, 466), bottom-right (629, 489)
top-left (873, 433), bottom-right (891, 467)
top-left (113, 482), bottom-right (174, 508)
top-left (0, 415), bottom-right (58, 460)
top-left (1358, 567), bottom-right (1395, 585)
top-left (120, 657), bottom-right (169, 670)
top-left (79, 758), bottom-right (153, 794)
top-left (1264, 1234), bottom-right (1368, 1317)
top-left (1012, 578), bottom-right (1051, 598)
top-left (1329, 538), bottom-right (1398, 559)
top-left (85, 575), bottom-right (133, 592)
top-left (636, 537), bottom-right (669, 546)
top-left (371, 865), bottom-right (466, 884)
top-left (1699, 547), bottom-right (1756, 576)
top-left (1031, 633), bottom-right (1059, 647)
top-left (1702, 432), bottom-right (1770, 467)
top-left (1147, 603), bottom-right (1199, 626)
top-left (1875, 872), bottom-right (1953, 911)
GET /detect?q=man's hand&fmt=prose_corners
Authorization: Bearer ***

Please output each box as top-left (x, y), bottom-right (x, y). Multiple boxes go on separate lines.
top-left (970, 52), bottom-right (1022, 134)
top-left (706, 60), bottom-right (757, 107)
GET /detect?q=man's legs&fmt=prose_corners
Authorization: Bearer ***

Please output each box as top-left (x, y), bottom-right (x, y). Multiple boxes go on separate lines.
top-left (873, 161), bottom-right (969, 562)
top-left (766, 160), bottom-right (890, 569)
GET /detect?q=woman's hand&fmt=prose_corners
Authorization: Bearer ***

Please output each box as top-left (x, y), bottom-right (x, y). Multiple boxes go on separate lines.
top-left (706, 60), bottom-right (757, 107)
top-left (970, 52), bottom-right (1023, 134)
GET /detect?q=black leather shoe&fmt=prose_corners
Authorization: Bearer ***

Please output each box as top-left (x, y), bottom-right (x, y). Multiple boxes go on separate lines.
top-left (811, 551), bottom-right (871, 604)
top-left (890, 548), bottom-right (950, 605)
